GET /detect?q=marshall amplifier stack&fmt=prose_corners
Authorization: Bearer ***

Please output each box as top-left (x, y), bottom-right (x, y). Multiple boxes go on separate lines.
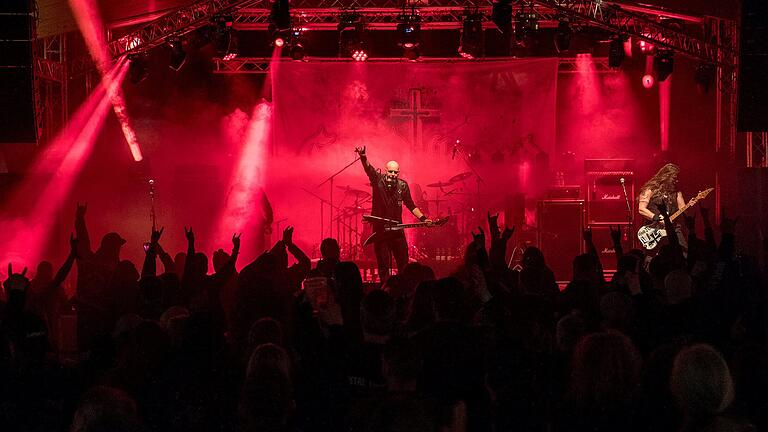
top-left (585, 159), bottom-right (635, 271)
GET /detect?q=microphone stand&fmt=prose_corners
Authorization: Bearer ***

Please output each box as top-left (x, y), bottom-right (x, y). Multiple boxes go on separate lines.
top-left (620, 178), bottom-right (632, 243)
top-left (149, 179), bottom-right (157, 230)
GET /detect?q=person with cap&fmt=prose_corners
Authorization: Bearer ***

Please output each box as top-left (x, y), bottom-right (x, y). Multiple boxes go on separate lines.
top-left (72, 202), bottom-right (128, 352)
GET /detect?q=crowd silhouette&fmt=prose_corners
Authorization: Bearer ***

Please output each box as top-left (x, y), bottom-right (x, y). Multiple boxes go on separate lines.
top-left (1, 201), bottom-right (767, 432)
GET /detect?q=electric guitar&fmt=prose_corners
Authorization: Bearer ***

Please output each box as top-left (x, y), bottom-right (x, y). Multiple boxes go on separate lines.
top-left (637, 188), bottom-right (713, 250)
top-left (362, 215), bottom-right (450, 246)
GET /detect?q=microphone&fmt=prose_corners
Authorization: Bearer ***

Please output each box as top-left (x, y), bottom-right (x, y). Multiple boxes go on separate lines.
top-left (620, 177), bottom-right (625, 185)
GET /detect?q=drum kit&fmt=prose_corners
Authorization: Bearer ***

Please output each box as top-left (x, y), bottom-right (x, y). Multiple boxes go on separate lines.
top-left (329, 172), bottom-right (484, 261)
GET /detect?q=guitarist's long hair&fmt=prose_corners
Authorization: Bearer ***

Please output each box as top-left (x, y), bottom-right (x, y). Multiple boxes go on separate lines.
top-left (639, 163), bottom-right (680, 198)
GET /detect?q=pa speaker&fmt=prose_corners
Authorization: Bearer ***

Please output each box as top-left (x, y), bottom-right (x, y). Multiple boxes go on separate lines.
top-left (0, 3), bottom-right (36, 144)
top-left (738, 0), bottom-right (768, 131)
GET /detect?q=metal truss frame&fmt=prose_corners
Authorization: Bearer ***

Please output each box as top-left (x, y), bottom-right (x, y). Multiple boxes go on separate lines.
top-left (532, 0), bottom-right (733, 68)
top-left (213, 55), bottom-right (614, 73)
top-left (746, 132), bottom-right (768, 168)
top-left (107, 0), bottom-right (262, 58)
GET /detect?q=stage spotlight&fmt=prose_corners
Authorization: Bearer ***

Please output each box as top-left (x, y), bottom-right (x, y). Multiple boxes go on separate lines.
top-left (458, 13), bottom-right (483, 59)
top-left (554, 18), bottom-right (572, 52)
top-left (397, 13), bottom-right (421, 59)
top-left (638, 38), bottom-right (655, 54)
top-left (491, 0), bottom-right (512, 35)
top-left (694, 63), bottom-right (715, 94)
top-left (608, 35), bottom-right (625, 68)
top-left (168, 37), bottom-right (186, 71)
top-left (339, 14), bottom-right (367, 61)
top-left (654, 49), bottom-right (674, 81)
top-left (213, 15), bottom-right (238, 60)
top-left (289, 28), bottom-right (305, 60)
top-left (514, 9), bottom-right (538, 46)
top-left (269, 0), bottom-right (291, 46)
top-left (127, 54), bottom-right (148, 84)
top-left (642, 74), bottom-right (655, 89)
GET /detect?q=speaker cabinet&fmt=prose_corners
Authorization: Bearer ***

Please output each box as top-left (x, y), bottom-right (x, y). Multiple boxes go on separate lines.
top-left (738, 0), bottom-right (768, 131)
top-left (537, 200), bottom-right (584, 282)
top-left (587, 224), bottom-right (634, 272)
top-left (586, 173), bottom-right (634, 224)
top-left (0, 3), bottom-right (36, 144)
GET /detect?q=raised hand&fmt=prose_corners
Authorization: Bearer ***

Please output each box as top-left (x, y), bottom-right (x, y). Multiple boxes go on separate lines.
top-left (700, 206), bottom-right (710, 221)
top-left (720, 207), bottom-right (739, 235)
top-left (282, 226), bottom-right (294, 246)
top-left (232, 233), bottom-right (242, 250)
top-left (683, 213), bottom-right (696, 232)
top-left (472, 226), bottom-right (485, 247)
top-left (76, 202), bottom-right (88, 218)
top-left (609, 225), bottom-right (621, 244)
top-left (4, 263), bottom-right (30, 292)
top-left (354, 146), bottom-right (366, 157)
top-left (487, 211), bottom-right (500, 239)
top-left (151, 226), bottom-right (164, 244)
top-left (69, 233), bottom-right (78, 256)
top-left (501, 225), bottom-right (515, 241)
top-left (582, 227), bottom-right (593, 242)
top-left (184, 226), bottom-right (194, 243)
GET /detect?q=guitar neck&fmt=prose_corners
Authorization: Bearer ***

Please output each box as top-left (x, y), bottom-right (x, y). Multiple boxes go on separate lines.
top-left (387, 222), bottom-right (429, 230)
top-left (668, 201), bottom-right (696, 222)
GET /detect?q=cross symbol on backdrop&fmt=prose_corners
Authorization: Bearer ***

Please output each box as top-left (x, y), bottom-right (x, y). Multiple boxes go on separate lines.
top-left (389, 88), bottom-right (440, 152)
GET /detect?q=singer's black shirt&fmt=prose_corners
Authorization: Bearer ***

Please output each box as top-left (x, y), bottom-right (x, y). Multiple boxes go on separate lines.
top-left (361, 157), bottom-right (417, 228)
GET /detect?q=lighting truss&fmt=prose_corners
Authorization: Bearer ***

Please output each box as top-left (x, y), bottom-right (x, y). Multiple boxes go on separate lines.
top-left (100, 0), bottom-right (732, 68)
top-left (108, 0), bottom-right (260, 58)
top-left (213, 56), bottom-right (614, 73)
top-left (531, 0), bottom-right (734, 67)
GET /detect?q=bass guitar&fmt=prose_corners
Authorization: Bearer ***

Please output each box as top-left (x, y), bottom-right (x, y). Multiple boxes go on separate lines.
top-left (637, 188), bottom-right (713, 250)
top-left (362, 215), bottom-right (449, 246)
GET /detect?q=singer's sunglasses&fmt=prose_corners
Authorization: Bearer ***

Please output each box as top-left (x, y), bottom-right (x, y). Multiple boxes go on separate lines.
top-left (387, 170), bottom-right (399, 174)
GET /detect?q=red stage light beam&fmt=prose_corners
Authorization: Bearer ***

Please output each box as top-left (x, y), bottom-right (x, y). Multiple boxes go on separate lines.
top-left (0, 61), bottom-right (129, 271)
top-left (68, 0), bottom-right (144, 162)
top-left (216, 102), bottom-right (273, 256)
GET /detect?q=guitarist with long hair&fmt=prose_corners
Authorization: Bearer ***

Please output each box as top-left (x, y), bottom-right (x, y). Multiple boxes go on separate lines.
top-left (637, 163), bottom-right (688, 248)
top-left (355, 146), bottom-right (432, 281)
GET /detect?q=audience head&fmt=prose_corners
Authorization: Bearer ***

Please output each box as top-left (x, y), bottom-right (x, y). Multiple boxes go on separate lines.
top-left (670, 343), bottom-right (734, 418)
top-left (98, 232), bottom-right (126, 259)
top-left (246, 343), bottom-right (291, 382)
top-left (248, 317), bottom-right (284, 348)
top-left (70, 386), bottom-right (141, 432)
top-left (34, 260), bottom-right (54, 283)
top-left (522, 246), bottom-right (546, 268)
top-left (664, 269), bottom-right (693, 305)
top-left (212, 248), bottom-right (231, 272)
top-left (599, 291), bottom-right (634, 330)
top-left (320, 237), bottom-right (340, 261)
top-left (569, 330), bottom-right (641, 405)
top-left (556, 312), bottom-right (587, 352)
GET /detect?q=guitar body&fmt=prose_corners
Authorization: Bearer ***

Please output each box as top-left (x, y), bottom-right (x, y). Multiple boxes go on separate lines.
top-left (637, 224), bottom-right (667, 250)
top-left (635, 187), bottom-right (713, 250)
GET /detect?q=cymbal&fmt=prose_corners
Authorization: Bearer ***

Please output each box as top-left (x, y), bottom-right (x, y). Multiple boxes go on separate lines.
top-left (342, 206), bottom-right (370, 215)
top-left (337, 186), bottom-right (370, 197)
top-left (426, 181), bottom-right (453, 188)
top-left (449, 172), bottom-right (473, 183)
